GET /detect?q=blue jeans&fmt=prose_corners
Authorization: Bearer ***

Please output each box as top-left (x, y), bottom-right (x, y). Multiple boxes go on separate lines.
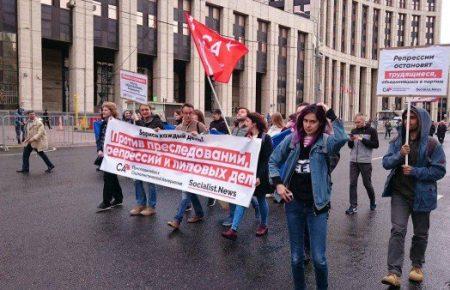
top-left (231, 196), bottom-right (268, 231)
top-left (174, 191), bottom-right (204, 223)
top-left (285, 199), bottom-right (329, 290)
top-left (135, 180), bottom-right (157, 208)
top-left (228, 196), bottom-right (259, 219)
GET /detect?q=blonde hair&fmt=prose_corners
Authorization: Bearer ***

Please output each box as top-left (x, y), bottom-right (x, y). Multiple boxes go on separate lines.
top-left (271, 112), bottom-right (285, 129)
top-left (102, 102), bottom-right (119, 119)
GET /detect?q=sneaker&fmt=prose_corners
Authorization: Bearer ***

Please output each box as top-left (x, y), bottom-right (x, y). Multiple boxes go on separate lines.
top-left (370, 203), bottom-right (377, 211)
top-left (185, 205), bottom-right (193, 212)
top-left (45, 165), bottom-right (55, 173)
top-left (256, 225), bottom-right (268, 237)
top-left (221, 228), bottom-right (237, 241)
top-left (381, 273), bottom-right (401, 287)
top-left (187, 216), bottom-right (204, 223)
top-left (140, 206), bottom-right (156, 216)
top-left (110, 199), bottom-right (123, 208)
top-left (221, 217), bottom-right (233, 227)
top-left (16, 169), bottom-right (29, 174)
top-left (207, 199), bottom-right (216, 207)
top-left (409, 267), bottom-right (424, 283)
top-left (345, 206), bottom-right (358, 215)
top-left (167, 220), bottom-right (180, 230)
top-left (130, 205), bottom-right (146, 216)
top-left (97, 202), bottom-right (112, 212)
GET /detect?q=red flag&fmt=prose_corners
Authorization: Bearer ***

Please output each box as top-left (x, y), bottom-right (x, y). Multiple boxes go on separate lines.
top-left (185, 13), bottom-right (249, 83)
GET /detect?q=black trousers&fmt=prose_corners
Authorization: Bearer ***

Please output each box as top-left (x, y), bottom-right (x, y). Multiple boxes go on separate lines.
top-left (22, 144), bottom-right (54, 171)
top-left (349, 162), bottom-right (376, 207)
top-left (103, 172), bottom-right (123, 205)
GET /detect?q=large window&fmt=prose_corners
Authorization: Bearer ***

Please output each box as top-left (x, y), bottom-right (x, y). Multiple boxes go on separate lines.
top-left (234, 13), bottom-right (246, 70)
top-left (0, 0), bottom-right (18, 109)
top-left (427, 0), bottom-right (435, 11)
top-left (278, 27), bottom-right (288, 116)
top-left (293, 0), bottom-right (311, 19)
top-left (426, 16), bottom-right (435, 45)
top-left (173, 0), bottom-right (191, 61)
top-left (137, 0), bottom-right (157, 56)
top-left (397, 13), bottom-right (405, 46)
top-left (411, 15), bottom-right (420, 46)
top-left (297, 32), bottom-right (306, 106)
top-left (333, 0), bottom-right (338, 50)
top-left (351, 2), bottom-right (357, 56)
top-left (372, 9), bottom-right (379, 60)
top-left (384, 11), bottom-right (392, 48)
top-left (412, 0), bottom-right (420, 10)
top-left (399, 0), bottom-right (406, 8)
top-left (95, 62), bottom-right (115, 107)
top-left (341, 0), bottom-right (346, 53)
top-left (361, 5), bottom-right (368, 58)
top-left (205, 4), bottom-right (221, 32)
top-left (257, 20), bottom-right (268, 73)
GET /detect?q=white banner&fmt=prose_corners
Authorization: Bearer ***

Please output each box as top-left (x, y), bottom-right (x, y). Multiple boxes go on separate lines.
top-left (100, 119), bottom-right (262, 207)
top-left (409, 96), bottom-right (440, 103)
top-left (119, 70), bottom-right (148, 104)
top-left (377, 46), bottom-right (450, 96)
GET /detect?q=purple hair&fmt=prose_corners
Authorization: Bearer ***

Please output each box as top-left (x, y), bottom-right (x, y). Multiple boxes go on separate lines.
top-left (292, 104), bottom-right (327, 146)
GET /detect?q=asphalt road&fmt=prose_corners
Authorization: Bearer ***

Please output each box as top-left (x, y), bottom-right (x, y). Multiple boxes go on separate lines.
top-left (1, 133), bottom-right (449, 289)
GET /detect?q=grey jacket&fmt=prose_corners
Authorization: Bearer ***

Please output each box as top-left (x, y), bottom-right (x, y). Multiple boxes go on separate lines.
top-left (231, 124), bottom-right (248, 137)
top-left (348, 125), bottom-right (379, 163)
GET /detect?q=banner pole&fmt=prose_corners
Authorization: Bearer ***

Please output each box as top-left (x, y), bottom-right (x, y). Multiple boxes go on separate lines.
top-left (206, 75), bottom-right (231, 134)
top-left (405, 98), bottom-right (411, 166)
top-left (133, 101), bottom-right (136, 125)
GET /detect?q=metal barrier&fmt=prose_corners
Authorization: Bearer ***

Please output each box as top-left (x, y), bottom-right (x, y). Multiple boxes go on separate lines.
top-left (0, 114), bottom-right (98, 151)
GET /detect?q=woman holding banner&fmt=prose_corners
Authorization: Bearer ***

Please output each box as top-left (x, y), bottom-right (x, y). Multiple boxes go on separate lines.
top-left (268, 104), bottom-right (348, 290)
top-left (221, 113), bottom-right (273, 241)
top-left (96, 102), bottom-right (124, 212)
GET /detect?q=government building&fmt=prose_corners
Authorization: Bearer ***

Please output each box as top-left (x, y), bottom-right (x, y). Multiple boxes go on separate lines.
top-left (0, 0), bottom-right (446, 121)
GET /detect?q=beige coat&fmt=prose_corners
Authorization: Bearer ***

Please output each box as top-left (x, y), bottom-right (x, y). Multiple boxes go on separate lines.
top-left (26, 119), bottom-right (48, 152)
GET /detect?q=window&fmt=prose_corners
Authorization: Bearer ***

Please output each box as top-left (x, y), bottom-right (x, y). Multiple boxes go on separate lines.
top-left (108, 4), bottom-right (117, 20)
top-left (95, 61), bottom-right (115, 107)
top-left (361, 5), bottom-right (368, 58)
top-left (382, 97), bottom-right (389, 110)
top-left (399, 0), bottom-right (406, 8)
top-left (41, 0), bottom-right (53, 5)
top-left (351, 2), bottom-right (357, 56)
top-left (411, 15), bottom-right (420, 46)
top-left (428, 0), bottom-right (435, 11)
top-left (341, 0), bottom-right (346, 52)
top-left (137, 11), bottom-right (144, 26)
top-left (426, 16), bottom-right (435, 44)
top-left (297, 32), bottom-right (306, 105)
top-left (384, 11), bottom-right (392, 48)
top-left (395, 97), bottom-right (402, 110)
top-left (412, 0), bottom-right (420, 10)
top-left (372, 9), bottom-right (379, 60)
top-left (293, 0), bottom-right (311, 19)
top-left (93, 1), bottom-right (102, 16)
top-left (385, 0), bottom-right (392, 6)
top-left (397, 13), bottom-right (405, 46)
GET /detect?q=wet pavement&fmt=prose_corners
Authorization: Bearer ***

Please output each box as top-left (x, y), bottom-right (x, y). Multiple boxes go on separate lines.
top-left (1, 134), bottom-right (449, 289)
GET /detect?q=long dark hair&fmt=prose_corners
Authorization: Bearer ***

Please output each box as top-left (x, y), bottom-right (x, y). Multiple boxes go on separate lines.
top-left (293, 104), bottom-right (327, 145)
top-left (246, 112), bottom-right (268, 136)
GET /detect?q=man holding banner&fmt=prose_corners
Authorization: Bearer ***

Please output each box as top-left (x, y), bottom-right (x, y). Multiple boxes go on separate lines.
top-left (381, 106), bottom-right (446, 287)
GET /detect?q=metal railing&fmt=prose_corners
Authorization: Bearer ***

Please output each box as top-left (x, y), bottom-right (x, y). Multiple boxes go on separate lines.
top-left (0, 114), bottom-right (98, 151)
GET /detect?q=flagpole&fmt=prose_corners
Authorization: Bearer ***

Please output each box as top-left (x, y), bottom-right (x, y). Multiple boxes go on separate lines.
top-left (206, 75), bottom-right (232, 134)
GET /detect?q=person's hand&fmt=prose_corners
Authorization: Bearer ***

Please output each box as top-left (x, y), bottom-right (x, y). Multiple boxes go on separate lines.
top-left (276, 184), bottom-right (293, 203)
top-left (133, 114), bottom-right (140, 121)
top-left (191, 131), bottom-right (198, 136)
top-left (98, 150), bottom-right (104, 157)
top-left (255, 178), bottom-right (261, 187)
top-left (400, 144), bottom-right (410, 157)
top-left (317, 102), bottom-right (329, 112)
top-left (154, 128), bottom-right (160, 132)
top-left (402, 165), bottom-right (413, 175)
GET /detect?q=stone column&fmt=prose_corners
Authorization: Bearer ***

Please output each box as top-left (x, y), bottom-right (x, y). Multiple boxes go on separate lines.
top-left (404, 13), bottom-right (412, 46)
top-left (342, 63), bottom-right (350, 121)
top-left (286, 29), bottom-right (298, 115)
top-left (318, 55), bottom-right (326, 103)
top-left (153, 0), bottom-right (174, 105)
top-left (261, 23), bottom-right (278, 114)
top-left (186, 0), bottom-right (206, 112)
top-left (69, 0), bottom-right (94, 113)
top-left (334, 0), bottom-right (343, 52)
top-left (332, 61), bottom-right (341, 116)
top-left (419, 14), bottom-right (427, 45)
top-left (344, 0), bottom-right (352, 55)
top-left (360, 67), bottom-right (371, 116)
top-left (304, 33), bottom-right (314, 104)
top-left (325, 57), bottom-right (333, 106)
top-left (241, 15), bottom-right (257, 111)
top-left (352, 65), bottom-right (361, 117)
top-left (17, 0), bottom-right (42, 111)
top-left (216, 7), bottom-right (233, 117)
top-left (366, 7), bottom-right (374, 59)
top-left (114, 0), bottom-right (138, 111)
top-left (391, 0), bottom-right (399, 47)
top-left (284, 0), bottom-right (294, 13)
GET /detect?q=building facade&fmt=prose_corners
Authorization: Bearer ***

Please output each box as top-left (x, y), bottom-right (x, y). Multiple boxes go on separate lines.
top-left (0, 0), bottom-right (447, 121)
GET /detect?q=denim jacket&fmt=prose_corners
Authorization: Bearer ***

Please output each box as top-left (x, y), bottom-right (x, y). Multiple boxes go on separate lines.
top-left (382, 107), bottom-right (446, 212)
top-left (268, 119), bottom-right (348, 210)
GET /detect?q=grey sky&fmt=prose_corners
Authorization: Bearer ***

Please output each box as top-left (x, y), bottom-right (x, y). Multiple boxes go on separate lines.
top-left (441, 0), bottom-right (450, 44)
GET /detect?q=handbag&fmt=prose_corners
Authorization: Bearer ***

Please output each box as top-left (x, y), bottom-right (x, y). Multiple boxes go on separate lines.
top-left (94, 156), bottom-right (103, 166)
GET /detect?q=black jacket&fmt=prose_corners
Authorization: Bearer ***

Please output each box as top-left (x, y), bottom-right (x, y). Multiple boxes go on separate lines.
top-left (429, 124), bottom-right (436, 136)
top-left (254, 133), bottom-right (274, 198)
top-left (436, 124), bottom-right (447, 138)
top-left (136, 114), bottom-right (164, 130)
top-left (209, 118), bottom-right (229, 134)
top-left (96, 120), bottom-right (108, 152)
top-left (348, 125), bottom-right (379, 149)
